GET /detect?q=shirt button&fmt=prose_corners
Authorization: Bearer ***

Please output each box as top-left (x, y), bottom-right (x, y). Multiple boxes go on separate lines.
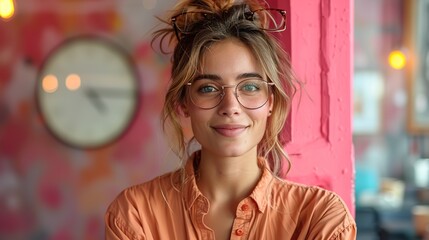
top-left (241, 204), bottom-right (249, 211)
top-left (235, 229), bottom-right (244, 236)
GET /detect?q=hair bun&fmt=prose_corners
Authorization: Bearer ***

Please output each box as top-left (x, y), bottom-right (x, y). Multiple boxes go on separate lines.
top-left (170, 0), bottom-right (267, 31)
top-left (173, 0), bottom-right (236, 13)
top-left (152, 0), bottom-right (268, 53)
top-left (173, 0), bottom-right (266, 14)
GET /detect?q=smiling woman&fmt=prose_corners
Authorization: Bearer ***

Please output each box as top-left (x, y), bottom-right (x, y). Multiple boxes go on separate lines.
top-left (184, 39), bottom-right (271, 163)
top-left (105, 0), bottom-right (356, 239)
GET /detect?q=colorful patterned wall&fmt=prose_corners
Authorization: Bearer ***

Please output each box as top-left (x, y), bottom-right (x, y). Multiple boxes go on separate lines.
top-left (0, 1), bottom-right (177, 239)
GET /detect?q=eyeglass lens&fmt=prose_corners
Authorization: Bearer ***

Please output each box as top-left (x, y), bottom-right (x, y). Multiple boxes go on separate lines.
top-left (188, 79), bottom-right (271, 109)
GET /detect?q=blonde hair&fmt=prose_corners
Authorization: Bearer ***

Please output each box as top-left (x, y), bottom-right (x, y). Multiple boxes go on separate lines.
top-left (153, 0), bottom-right (298, 177)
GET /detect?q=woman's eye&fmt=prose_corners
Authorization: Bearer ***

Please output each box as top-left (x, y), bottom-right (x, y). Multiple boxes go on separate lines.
top-left (198, 85), bottom-right (218, 93)
top-left (241, 83), bottom-right (260, 92)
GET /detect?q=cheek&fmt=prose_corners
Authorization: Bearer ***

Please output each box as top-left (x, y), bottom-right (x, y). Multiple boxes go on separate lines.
top-left (189, 110), bottom-right (210, 131)
top-left (248, 109), bottom-right (271, 129)
top-left (252, 104), bottom-right (271, 118)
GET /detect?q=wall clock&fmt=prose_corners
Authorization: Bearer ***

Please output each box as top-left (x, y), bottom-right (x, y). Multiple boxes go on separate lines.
top-left (36, 36), bottom-right (139, 149)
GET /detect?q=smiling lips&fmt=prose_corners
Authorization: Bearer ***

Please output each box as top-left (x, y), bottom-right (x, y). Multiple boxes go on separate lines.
top-left (212, 124), bottom-right (248, 137)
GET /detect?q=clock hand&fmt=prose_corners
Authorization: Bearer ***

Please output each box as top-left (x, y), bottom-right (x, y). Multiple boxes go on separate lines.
top-left (84, 87), bottom-right (106, 113)
top-left (86, 87), bottom-right (136, 98)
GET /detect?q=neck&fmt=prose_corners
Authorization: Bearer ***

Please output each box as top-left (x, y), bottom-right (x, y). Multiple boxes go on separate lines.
top-left (195, 149), bottom-right (262, 203)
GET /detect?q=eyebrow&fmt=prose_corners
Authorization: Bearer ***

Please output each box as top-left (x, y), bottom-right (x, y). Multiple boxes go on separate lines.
top-left (193, 72), bottom-right (264, 81)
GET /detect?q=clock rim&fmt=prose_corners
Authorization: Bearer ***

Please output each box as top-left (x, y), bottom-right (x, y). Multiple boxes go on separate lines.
top-left (35, 34), bottom-right (141, 150)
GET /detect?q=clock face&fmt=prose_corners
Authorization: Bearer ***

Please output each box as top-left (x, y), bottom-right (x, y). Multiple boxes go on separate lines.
top-left (36, 36), bottom-right (139, 149)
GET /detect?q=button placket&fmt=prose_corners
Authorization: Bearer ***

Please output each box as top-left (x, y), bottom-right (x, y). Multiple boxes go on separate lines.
top-left (237, 201), bottom-right (253, 218)
top-left (230, 200), bottom-right (254, 239)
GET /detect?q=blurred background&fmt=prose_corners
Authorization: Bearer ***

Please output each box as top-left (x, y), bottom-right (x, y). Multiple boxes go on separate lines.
top-left (0, 0), bottom-right (428, 239)
top-left (354, 0), bottom-right (429, 239)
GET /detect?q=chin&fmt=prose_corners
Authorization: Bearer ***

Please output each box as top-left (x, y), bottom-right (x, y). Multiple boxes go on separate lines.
top-left (205, 145), bottom-right (256, 158)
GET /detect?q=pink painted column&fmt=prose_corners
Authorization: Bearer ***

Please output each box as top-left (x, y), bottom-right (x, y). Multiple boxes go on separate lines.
top-left (268, 0), bottom-right (355, 213)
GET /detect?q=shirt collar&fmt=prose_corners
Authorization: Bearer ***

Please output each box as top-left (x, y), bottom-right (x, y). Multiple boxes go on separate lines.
top-left (182, 151), bottom-right (274, 213)
top-left (183, 151), bottom-right (204, 210)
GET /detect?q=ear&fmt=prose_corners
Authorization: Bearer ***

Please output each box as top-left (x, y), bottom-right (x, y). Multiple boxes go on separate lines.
top-left (179, 102), bottom-right (190, 118)
top-left (267, 93), bottom-right (274, 117)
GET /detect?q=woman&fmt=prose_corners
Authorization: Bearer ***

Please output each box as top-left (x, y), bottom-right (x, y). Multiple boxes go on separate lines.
top-left (105, 0), bottom-right (357, 239)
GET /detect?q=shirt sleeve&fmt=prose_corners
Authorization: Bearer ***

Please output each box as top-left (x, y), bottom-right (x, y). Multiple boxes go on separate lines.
top-left (305, 190), bottom-right (357, 240)
top-left (105, 189), bottom-right (146, 240)
top-left (327, 199), bottom-right (357, 240)
top-left (331, 223), bottom-right (357, 240)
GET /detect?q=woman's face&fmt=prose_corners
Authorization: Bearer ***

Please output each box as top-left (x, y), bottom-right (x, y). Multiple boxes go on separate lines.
top-left (183, 38), bottom-right (273, 159)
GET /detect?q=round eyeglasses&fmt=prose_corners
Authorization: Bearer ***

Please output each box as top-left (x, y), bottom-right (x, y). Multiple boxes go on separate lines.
top-left (186, 78), bottom-right (274, 110)
top-left (171, 8), bottom-right (287, 40)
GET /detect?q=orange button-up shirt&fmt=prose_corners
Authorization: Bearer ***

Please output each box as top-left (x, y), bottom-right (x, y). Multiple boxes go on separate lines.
top-left (105, 152), bottom-right (356, 239)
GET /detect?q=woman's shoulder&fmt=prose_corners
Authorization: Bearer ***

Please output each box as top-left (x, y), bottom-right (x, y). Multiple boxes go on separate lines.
top-left (270, 177), bottom-right (352, 216)
top-left (105, 169), bottom-right (185, 239)
top-left (272, 177), bottom-right (344, 202)
top-left (269, 178), bottom-right (356, 237)
top-left (107, 169), bottom-right (182, 211)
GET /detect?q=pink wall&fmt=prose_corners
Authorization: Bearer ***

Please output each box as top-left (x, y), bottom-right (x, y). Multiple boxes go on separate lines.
top-left (0, 0), bottom-right (354, 239)
top-left (270, 0), bottom-right (355, 213)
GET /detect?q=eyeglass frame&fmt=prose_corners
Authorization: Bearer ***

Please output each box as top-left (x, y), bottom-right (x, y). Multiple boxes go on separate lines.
top-left (171, 8), bottom-right (287, 40)
top-left (185, 79), bottom-right (275, 110)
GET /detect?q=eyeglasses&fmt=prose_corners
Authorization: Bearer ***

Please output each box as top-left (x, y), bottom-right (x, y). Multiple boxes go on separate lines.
top-left (171, 8), bottom-right (287, 39)
top-left (186, 78), bottom-right (274, 110)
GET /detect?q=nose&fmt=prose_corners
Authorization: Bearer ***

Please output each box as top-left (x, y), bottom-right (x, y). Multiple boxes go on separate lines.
top-left (217, 87), bottom-right (241, 116)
